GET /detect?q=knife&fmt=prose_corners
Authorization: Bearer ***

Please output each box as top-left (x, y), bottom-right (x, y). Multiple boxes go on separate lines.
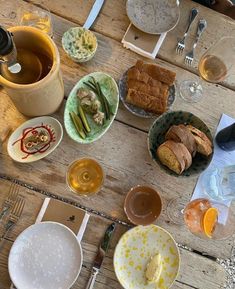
top-left (83, 0), bottom-right (105, 30)
top-left (85, 222), bottom-right (116, 289)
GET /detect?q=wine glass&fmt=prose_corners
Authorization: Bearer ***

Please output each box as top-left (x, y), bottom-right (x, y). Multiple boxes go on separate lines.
top-left (179, 36), bottom-right (235, 102)
top-left (167, 197), bottom-right (235, 240)
top-left (66, 158), bottom-right (104, 197)
top-left (184, 198), bottom-right (235, 240)
top-left (18, 4), bottom-right (53, 37)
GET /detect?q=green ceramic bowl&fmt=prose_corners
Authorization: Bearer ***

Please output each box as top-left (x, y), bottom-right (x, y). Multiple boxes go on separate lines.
top-left (64, 72), bottom-right (119, 144)
top-left (148, 111), bottom-right (214, 176)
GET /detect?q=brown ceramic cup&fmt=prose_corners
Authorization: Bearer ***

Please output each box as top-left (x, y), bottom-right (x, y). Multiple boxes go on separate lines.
top-left (124, 185), bottom-right (162, 226)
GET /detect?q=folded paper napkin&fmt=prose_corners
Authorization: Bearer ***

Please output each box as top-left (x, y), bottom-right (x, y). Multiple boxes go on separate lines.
top-left (191, 113), bottom-right (235, 223)
top-left (10, 198), bottom-right (89, 289)
top-left (122, 23), bottom-right (167, 59)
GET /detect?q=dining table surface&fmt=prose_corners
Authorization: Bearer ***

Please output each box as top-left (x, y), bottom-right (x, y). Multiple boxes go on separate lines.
top-left (0, 0), bottom-right (235, 288)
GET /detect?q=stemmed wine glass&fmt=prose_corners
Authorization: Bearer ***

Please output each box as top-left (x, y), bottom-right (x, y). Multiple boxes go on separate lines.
top-left (166, 165), bottom-right (235, 240)
top-left (179, 36), bottom-right (235, 102)
top-left (66, 157), bottom-right (104, 197)
top-left (167, 197), bottom-right (235, 240)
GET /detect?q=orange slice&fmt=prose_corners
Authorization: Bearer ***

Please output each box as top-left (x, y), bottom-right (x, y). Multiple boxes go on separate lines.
top-left (202, 208), bottom-right (218, 238)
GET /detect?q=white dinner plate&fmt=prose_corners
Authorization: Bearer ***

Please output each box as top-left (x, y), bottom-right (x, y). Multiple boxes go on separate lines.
top-left (8, 222), bottom-right (83, 289)
top-left (126, 0), bottom-right (180, 35)
top-left (114, 225), bottom-right (180, 289)
top-left (7, 116), bottom-right (63, 163)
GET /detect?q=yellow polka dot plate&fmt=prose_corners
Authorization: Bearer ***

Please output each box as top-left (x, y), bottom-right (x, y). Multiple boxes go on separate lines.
top-left (114, 225), bottom-right (180, 289)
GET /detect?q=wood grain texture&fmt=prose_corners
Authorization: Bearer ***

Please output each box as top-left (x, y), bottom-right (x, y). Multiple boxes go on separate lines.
top-left (0, 0), bottom-right (233, 287)
top-left (0, 0), bottom-right (234, 136)
top-left (25, 0), bottom-right (235, 88)
top-left (0, 179), bottom-right (226, 289)
top-left (0, 92), bottom-right (234, 259)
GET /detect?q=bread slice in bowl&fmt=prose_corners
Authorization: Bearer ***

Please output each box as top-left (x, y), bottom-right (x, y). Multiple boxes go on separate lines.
top-left (157, 140), bottom-right (192, 174)
top-left (186, 125), bottom-right (213, 156)
top-left (165, 125), bottom-right (197, 156)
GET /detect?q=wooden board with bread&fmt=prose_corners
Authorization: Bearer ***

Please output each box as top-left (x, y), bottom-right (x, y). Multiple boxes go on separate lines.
top-left (119, 60), bottom-right (176, 118)
top-left (148, 111), bottom-right (214, 176)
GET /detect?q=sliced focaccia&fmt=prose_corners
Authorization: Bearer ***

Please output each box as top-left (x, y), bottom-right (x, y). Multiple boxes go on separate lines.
top-left (126, 88), bottom-right (168, 114)
top-left (135, 60), bottom-right (176, 86)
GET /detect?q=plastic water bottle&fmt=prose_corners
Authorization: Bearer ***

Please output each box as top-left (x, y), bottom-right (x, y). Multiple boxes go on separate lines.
top-left (201, 165), bottom-right (235, 201)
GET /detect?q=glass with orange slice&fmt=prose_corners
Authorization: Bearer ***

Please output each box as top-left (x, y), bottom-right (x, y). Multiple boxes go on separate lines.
top-left (184, 198), bottom-right (235, 240)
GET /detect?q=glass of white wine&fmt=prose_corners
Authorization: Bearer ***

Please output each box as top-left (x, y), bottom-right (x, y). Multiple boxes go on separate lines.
top-left (179, 36), bottom-right (235, 102)
top-left (66, 158), bottom-right (104, 197)
top-left (18, 4), bottom-right (53, 37)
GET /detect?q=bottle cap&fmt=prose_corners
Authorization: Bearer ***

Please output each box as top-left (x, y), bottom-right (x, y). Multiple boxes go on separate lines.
top-left (0, 27), bottom-right (13, 56)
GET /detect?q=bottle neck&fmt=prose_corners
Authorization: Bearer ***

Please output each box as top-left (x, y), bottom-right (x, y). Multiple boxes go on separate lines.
top-left (0, 27), bottom-right (17, 67)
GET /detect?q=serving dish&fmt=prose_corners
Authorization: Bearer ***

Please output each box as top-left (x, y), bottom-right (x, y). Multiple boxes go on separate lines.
top-left (114, 224), bottom-right (180, 289)
top-left (62, 27), bottom-right (97, 63)
top-left (64, 72), bottom-right (119, 144)
top-left (148, 111), bottom-right (213, 176)
top-left (8, 222), bottom-right (83, 289)
top-left (126, 0), bottom-right (180, 35)
top-left (119, 68), bottom-right (176, 118)
top-left (7, 116), bottom-right (63, 163)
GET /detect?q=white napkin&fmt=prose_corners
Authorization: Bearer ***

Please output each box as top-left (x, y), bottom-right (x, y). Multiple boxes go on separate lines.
top-left (191, 113), bottom-right (235, 223)
top-left (35, 197), bottom-right (90, 242)
top-left (122, 23), bottom-right (167, 59)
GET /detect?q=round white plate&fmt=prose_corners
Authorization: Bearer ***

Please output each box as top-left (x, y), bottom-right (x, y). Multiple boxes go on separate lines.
top-left (114, 225), bottom-right (180, 289)
top-left (9, 222), bottom-right (83, 289)
top-left (7, 116), bottom-right (63, 163)
top-left (126, 0), bottom-right (180, 35)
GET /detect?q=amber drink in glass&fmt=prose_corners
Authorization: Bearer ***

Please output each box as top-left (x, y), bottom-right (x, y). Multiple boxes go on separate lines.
top-left (66, 158), bottom-right (104, 196)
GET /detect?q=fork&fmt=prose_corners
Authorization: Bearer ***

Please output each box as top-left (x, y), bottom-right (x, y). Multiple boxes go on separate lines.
top-left (0, 197), bottom-right (25, 243)
top-left (176, 8), bottom-right (198, 55)
top-left (0, 181), bottom-right (19, 221)
top-left (185, 19), bottom-right (207, 66)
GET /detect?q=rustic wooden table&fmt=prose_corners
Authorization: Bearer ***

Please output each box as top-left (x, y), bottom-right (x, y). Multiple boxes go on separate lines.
top-left (0, 0), bottom-right (235, 288)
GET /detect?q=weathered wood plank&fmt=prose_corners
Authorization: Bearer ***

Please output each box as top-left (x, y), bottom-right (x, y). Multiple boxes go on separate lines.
top-left (25, 0), bottom-right (235, 88)
top-left (0, 0), bottom-right (235, 135)
top-left (0, 0), bottom-right (234, 259)
top-left (1, 115), bottom-right (234, 262)
top-left (0, 179), bottom-right (226, 289)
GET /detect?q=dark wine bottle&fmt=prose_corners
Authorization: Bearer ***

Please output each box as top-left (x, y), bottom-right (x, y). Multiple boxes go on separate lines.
top-left (215, 123), bottom-right (235, 151)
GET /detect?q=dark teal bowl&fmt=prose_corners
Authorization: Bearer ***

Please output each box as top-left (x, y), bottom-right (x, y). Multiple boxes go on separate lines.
top-left (148, 111), bottom-right (214, 177)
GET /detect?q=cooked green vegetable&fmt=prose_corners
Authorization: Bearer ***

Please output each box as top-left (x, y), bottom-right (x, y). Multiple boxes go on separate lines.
top-left (84, 77), bottom-right (112, 121)
top-left (78, 105), bottom-right (91, 133)
top-left (97, 82), bottom-right (110, 120)
top-left (70, 112), bottom-right (86, 139)
top-left (83, 81), bottom-right (106, 121)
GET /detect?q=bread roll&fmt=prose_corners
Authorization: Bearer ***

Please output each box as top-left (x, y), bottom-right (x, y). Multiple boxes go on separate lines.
top-left (187, 125), bottom-right (213, 156)
top-left (157, 140), bottom-right (192, 174)
top-left (165, 125), bottom-right (197, 156)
